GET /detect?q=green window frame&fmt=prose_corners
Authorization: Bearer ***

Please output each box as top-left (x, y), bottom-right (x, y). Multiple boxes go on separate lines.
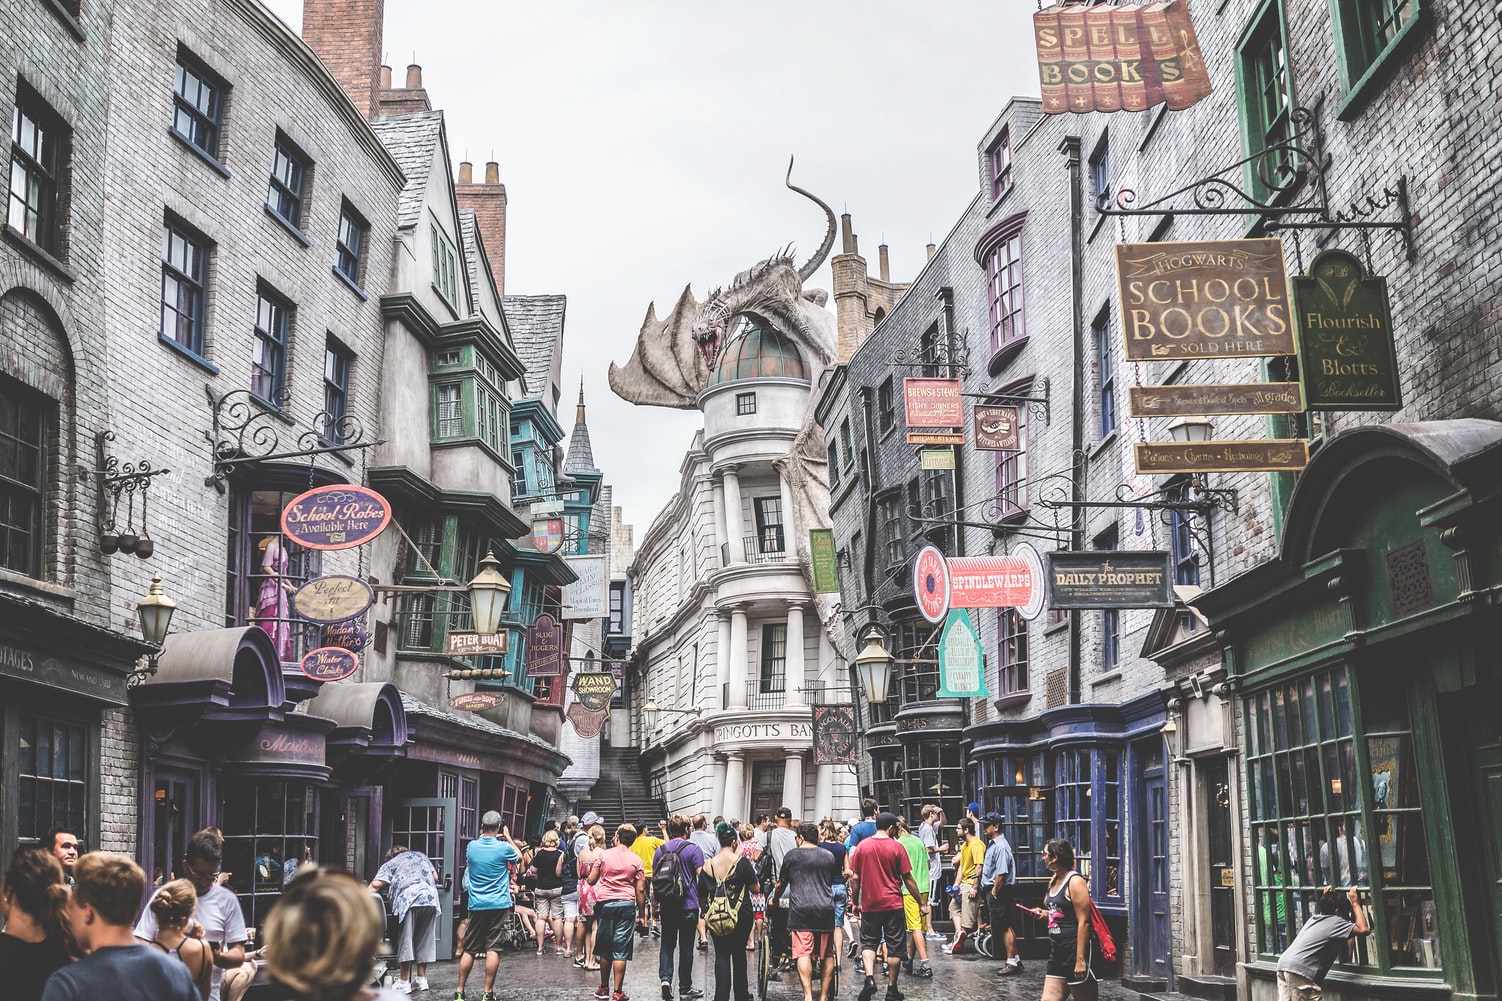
top-left (1330, 0), bottom-right (1425, 118)
top-left (1235, 0), bottom-right (1296, 204)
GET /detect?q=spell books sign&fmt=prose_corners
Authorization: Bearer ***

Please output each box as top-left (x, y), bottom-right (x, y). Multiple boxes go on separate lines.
top-left (1034, 0), bottom-right (1213, 115)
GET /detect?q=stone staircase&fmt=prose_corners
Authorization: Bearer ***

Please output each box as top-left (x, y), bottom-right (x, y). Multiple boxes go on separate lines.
top-left (574, 745), bottom-right (667, 829)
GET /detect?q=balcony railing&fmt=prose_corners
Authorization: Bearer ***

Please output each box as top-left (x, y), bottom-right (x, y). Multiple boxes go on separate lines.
top-left (747, 679), bottom-right (786, 711)
top-left (743, 534), bottom-right (788, 564)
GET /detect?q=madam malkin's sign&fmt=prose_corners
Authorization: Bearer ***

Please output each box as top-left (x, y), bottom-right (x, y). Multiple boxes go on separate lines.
top-left (280, 484), bottom-right (392, 551)
top-left (1046, 551), bottom-right (1175, 610)
top-left (1116, 238), bottom-right (1294, 361)
top-left (1292, 249), bottom-right (1402, 411)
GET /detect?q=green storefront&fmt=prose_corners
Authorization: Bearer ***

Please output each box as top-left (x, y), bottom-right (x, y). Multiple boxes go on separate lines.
top-left (1193, 421), bottom-right (1501, 1001)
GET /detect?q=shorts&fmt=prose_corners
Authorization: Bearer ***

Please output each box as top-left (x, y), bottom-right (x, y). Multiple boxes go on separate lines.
top-left (594, 900), bottom-right (637, 962)
top-left (1046, 934), bottom-right (1097, 984)
top-left (831, 884), bottom-right (846, 926)
top-left (461, 907), bottom-right (514, 955)
top-left (790, 930), bottom-right (834, 960)
top-left (399, 905), bottom-right (438, 964)
top-left (988, 885), bottom-right (1015, 931)
top-left (859, 909), bottom-right (906, 959)
top-left (948, 891), bottom-right (979, 931)
top-left (561, 891), bottom-right (580, 920)
top-left (1277, 970), bottom-right (1322, 1001)
top-left (902, 896), bottom-right (923, 933)
top-left (536, 888), bottom-right (565, 921)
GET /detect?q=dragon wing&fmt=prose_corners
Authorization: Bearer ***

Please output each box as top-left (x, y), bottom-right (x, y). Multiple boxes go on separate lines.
top-left (607, 285), bottom-right (714, 410)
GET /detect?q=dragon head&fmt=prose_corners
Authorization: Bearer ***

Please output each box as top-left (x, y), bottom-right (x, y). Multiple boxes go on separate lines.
top-left (692, 288), bottom-right (731, 370)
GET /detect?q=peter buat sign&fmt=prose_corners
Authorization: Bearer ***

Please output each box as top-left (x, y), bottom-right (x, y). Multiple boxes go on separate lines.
top-left (1129, 382), bottom-right (1304, 417)
top-left (279, 484), bottom-right (391, 551)
top-left (1292, 249), bottom-right (1402, 411)
top-left (300, 646), bottom-right (359, 682)
top-left (526, 613), bottom-right (563, 676)
top-left (1117, 238), bottom-right (1294, 361)
top-left (567, 703), bottom-right (610, 738)
top-left (320, 620), bottom-right (369, 652)
top-left (445, 630), bottom-right (509, 657)
top-left (913, 543), bottom-right (1045, 624)
top-left (1034, 0), bottom-right (1212, 115)
top-left (1135, 438), bottom-right (1309, 474)
top-left (811, 704), bottom-right (858, 766)
top-left (292, 575), bottom-right (375, 624)
top-left (904, 378), bottom-right (964, 444)
top-left (450, 691), bottom-right (504, 712)
top-left (809, 528), bottom-right (840, 594)
top-left (571, 671), bottom-right (617, 712)
top-left (937, 608), bottom-right (988, 699)
top-left (974, 405), bottom-right (1021, 451)
top-left (1046, 551), bottom-right (1175, 610)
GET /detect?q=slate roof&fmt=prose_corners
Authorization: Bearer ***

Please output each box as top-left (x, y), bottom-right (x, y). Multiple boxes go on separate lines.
top-left (459, 209), bottom-right (486, 306)
top-left (565, 385), bottom-right (597, 473)
top-left (370, 111), bottom-right (445, 230)
top-left (398, 692), bottom-right (567, 758)
top-left (504, 294), bottom-right (566, 399)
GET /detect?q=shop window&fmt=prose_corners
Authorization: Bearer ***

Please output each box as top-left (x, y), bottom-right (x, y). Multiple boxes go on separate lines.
top-left (903, 741), bottom-right (964, 825)
top-left (498, 780), bottom-right (527, 836)
top-left (225, 482), bottom-right (323, 662)
top-left (1236, 0), bottom-right (1297, 202)
top-left (994, 380), bottom-right (1030, 520)
top-left (0, 376), bottom-right (49, 578)
top-left (988, 128), bottom-right (1013, 201)
top-left (997, 608), bottom-right (1029, 697)
top-left (1053, 747), bottom-right (1122, 898)
top-left (977, 753), bottom-right (1047, 878)
top-left (16, 713), bottom-right (88, 844)
top-left (878, 378), bottom-right (895, 433)
top-left (334, 199), bottom-right (368, 288)
top-left (219, 780), bottom-right (319, 930)
top-left (9, 83), bottom-right (68, 256)
top-left (871, 754), bottom-right (904, 816)
top-left (896, 621), bottom-right (939, 707)
top-left (172, 48), bottom-right (226, 162)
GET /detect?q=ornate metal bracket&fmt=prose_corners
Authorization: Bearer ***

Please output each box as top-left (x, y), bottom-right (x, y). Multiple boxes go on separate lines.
top-left (967, 376), bottom-right (1051, 426)
top-left (203, 385), bottom-right (385, 492)
top-left (95, 430), bottom-right (171, 558)
top-left (1097, 106), bottom-right (1415, 260)
top-left (1038, 480), bottom-right (1238, 518)
top-left (888, 335), bottom-right (971, 376)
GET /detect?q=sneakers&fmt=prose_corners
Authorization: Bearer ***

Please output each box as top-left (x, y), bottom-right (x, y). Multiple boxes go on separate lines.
top-left (663, 981), bottom-right (674, 1001)
top-left (596, 986), bottom-right (612, 1000)
top-left (912, 965), bottom-right (933, 979)
top-left (858, 977), bottom-right (878, 1001)
top-left (481, 994), bottom-right (497, 1001)
top-left (613, 992), bottom-right (630, 1001)
top-left (901, 957), bottom-right (913, 974)
top-left (924, 932), bottom-right (944, 941)
top-left (854, 958), bottom-right (865, 975)
top-left (451, 992), bottom-right (465, 1001)
top-left (999, 960), bottom-right (1024, 975)
top-left (651, 927), bottom-right (662, 939)
top-left (940, 944), bottom-right (956, 955)
top-left (680, 990), bottom-right (704, 999)
top-left (413, 977), bottom-right (430, 992)
top-left (697, 939), bottom-right (709, 952)
top-left (393, 981), bottom-right (412, 995)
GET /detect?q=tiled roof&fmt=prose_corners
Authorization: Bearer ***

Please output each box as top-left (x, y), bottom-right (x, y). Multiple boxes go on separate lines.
top-left (503, 294), bottom-right (566, 398)
top-left (398, 692), bottom-right (565, 758)
top-left (564, 410), bottom-right (596, 473)
top-left (370, 111), bottom-right (445, 230)
top-left (459, 209), bottom-right (485, 304)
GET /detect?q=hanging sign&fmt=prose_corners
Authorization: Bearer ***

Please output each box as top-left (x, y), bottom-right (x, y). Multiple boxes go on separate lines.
top-left (809, 529), bottom-right (841, 593)
top-left (1046, 550), bottom-right (1176, 609)
top-left (1129, 383), bottom-right (1304, 417)
top-left (913, 545), bottom-right (952, 625)
top-left (1292, 248), bottom-right (1402, 411)
top-left (949, 544), bottom-right (1046, 620)
top-left (279, 484), bottom-right (392, 551)
top-left (907, 430), bottom-right (966, 445)
top-left (292, 574), bottom-right (375, 624)
top-left (811, 704), bottom-right (859, 765)
top-left (567, 702), bottom-right (610, 738)
top-left (937, 609), bottom-right (988, 698)
top-left (974, 405), bottom-right (1021, 451)
top-left (450, 691), bottom-right (504, 712)
top-left (299, 646), bottom-right (359, 683)
top-left (320, 620), bottom-right (369, 652)
top-left (563, 556), bottom-right (609, 619)
top-left (532, 517), bottom-right (564, 554)
top-left (526, 613), bottom-right (564, 676)
top-left (1135, 439), bottom-right (1309, 474)
top-left (445, 630), bottom-right (509, 657)
top-left (903, 378), bottom-right (964, 427)
top-left (1116, 238), bottom-right (1294, 361)
top-left (1034, 0), bottom-right (1213, 115)
top-left (919, 448), bottom-right (956, 470)
top-left (571, 672), bottom-right (618, 712)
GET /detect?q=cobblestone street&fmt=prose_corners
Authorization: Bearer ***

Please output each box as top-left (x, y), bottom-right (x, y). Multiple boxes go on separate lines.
top-left (405, 939), bottom-right (1139, 1001)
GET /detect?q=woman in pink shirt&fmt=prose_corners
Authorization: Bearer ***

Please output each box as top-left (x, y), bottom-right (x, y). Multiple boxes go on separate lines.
top-left (588, 824), bottom-right (647, 1001)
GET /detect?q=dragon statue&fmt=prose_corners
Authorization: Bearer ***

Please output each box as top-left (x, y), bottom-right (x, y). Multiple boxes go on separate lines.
top-left (609, 159), bottom-right (846, 646)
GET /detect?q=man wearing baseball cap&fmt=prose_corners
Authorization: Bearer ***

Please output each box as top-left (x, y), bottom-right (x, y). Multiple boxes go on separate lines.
top-left (455, 811), bottom-right (528, 1001)
top-left (980, 813), bottom-right (1022, 974)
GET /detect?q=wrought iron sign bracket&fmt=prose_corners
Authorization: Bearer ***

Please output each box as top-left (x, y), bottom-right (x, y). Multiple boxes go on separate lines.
top-left (94, 430), bottom-right (171, 557)
top-left (1038, 480), bottom-right (1238, 517)
top-left (965, 376), bottom-right (1052, 426)
top-left (203, 385), bottom-right (385, 492)
top-left (1095, 106), bottom-right (1416, 261)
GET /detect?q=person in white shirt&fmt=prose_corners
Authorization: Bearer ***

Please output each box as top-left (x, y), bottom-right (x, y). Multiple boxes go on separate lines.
top-left (134, 829), bottom-right (247, 1001)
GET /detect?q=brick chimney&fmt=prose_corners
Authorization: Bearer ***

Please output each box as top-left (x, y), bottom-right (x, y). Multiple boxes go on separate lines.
top-left (376, 60), bottom-right (432, 114)
top-left (457, 160), bottom-right (507, 295)
top-left (302, 0), bottom-right (385, 119)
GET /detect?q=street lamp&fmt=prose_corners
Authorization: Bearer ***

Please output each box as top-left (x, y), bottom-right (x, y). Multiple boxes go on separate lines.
top-left (642, 700), bottom-right (700, 730)
top-left (466, 550), bottom-right (511, 636)
top-left (852, 625), bottom-right (894, 705)
top-left (132, 572), bottom-right (176, 687)
top-left (1167, 416), bottom-right (1214, 443)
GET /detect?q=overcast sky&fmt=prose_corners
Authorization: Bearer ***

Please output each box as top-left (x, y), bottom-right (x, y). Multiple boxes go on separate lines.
top-left (266, 1), bottom-right (1042, 537)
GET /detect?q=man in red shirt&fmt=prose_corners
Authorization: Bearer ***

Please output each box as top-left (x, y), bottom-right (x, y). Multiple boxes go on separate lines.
top-left (847, 812), bottom-right (922, 1001)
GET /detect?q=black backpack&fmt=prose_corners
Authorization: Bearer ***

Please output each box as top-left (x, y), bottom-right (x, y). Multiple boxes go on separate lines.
top-left (652, 841), bottom-right (693, 904)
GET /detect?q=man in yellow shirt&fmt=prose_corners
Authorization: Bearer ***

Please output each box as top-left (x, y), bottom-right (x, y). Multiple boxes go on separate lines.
top-left (632, 818), bottom-right (667, 938)
top-left (941, 818), bottom-right (986, 955)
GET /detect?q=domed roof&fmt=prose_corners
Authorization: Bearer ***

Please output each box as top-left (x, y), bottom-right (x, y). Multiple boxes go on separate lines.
top-left (711, 321), bottom-right (808, 384)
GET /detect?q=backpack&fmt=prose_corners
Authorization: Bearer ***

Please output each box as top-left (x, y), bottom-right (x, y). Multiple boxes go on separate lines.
top-left (652, 841), bottom-right (693, 905)
top-left (704, 863), bottom-right (744, 937)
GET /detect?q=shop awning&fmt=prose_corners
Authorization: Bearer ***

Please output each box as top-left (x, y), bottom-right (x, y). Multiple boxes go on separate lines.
top-left (129, 626), bottom-right (287, 726)
top-left (304, 681), bottom-right (410, 761)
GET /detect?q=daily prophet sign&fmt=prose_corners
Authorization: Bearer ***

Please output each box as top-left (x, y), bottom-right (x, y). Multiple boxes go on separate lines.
top-left (1045, 551), bottom-right (1175, 610)
top-left (1116, 239), bottom-right (1294, 361)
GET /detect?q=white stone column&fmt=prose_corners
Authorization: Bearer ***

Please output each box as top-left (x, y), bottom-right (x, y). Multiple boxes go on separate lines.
top-left (715, 612), bottom-right (732, 710)
top-left (728, 607), bottom-right (749, 709)
top-left (713, 756), bottom-right (729, 823)
top-left (813, 763), bottom-right (833, 821)
top-left (723, 750), bottom-right (746, 821)
top-left (785, 603), bottom-right (806, 708)
top-left (722, 467), bottom-right (746, 564)
top-left (781, 751), bottom-right (805, 818)
top-left (711, 480), bottom-right (729, 567)
top-left (778, 472), bottom-right (798, 554)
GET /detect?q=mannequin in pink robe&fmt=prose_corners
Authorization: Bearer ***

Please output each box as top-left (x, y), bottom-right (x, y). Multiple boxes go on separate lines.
top-left (254, 536), bottom-right (294, 661)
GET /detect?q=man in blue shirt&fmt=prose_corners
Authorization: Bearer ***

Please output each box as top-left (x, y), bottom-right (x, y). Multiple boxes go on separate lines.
top-left (845, 798), bottom-right (880, 850)
top-left (456, 811), bottom-right (528, 1001)
top-left (980, 814), bottom-right (1022, 974)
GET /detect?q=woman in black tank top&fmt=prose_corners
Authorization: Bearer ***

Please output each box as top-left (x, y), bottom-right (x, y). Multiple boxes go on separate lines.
top-left (1020, 838), bottom-right (1097, 1001)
